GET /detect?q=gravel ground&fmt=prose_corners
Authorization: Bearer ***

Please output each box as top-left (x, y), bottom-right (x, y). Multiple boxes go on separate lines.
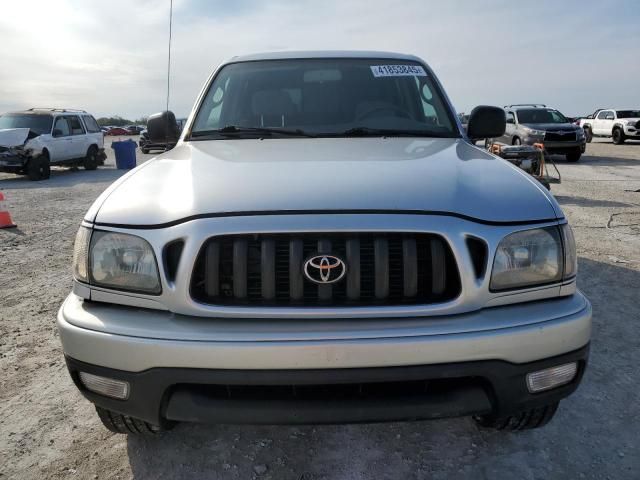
top-left (1, 137), bottom-right (639, 479)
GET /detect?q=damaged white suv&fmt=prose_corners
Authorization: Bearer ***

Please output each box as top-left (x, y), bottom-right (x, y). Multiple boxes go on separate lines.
top-left (0, 108), bottom-right (105, 180)
top-left (57, 51), bottom-right (591, 435)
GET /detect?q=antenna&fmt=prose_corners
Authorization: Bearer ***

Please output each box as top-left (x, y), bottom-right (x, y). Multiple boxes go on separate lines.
top-left (165, 0), bottom-right (173, 151)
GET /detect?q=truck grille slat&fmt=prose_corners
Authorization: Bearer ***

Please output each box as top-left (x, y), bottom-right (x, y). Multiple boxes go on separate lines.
top-left (289, 239), bottom-right (304, 300)
top-left (204, 241), bottom-right (220, 297)
top-left (232, 239), bottom-right (248, 299)
top-left (402, 238), bottom-right (418, 298)
top-left (430, 238), bottom-right (446, 295)
top-left (346, 238), bottom-right (361, 300)
top-left (261, 239), bottom-right (276, 300)
top-left (374, 238), bottom-right (389, 299)
top-left (191, 233), bottom-right (460, 307)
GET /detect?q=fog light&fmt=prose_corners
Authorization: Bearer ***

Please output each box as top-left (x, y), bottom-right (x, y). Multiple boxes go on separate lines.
top-left (526, 362), bottom-right (577, 393)
top-left (79, 372), bottom-right (130, 400)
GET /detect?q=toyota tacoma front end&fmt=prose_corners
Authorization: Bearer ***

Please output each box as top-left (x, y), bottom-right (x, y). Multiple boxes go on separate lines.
top-left (57, 51), bottom-right (590, 434)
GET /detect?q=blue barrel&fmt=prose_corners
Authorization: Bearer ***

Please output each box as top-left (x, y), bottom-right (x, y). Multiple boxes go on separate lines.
top-left (111, 140), bottom-right (137, 169)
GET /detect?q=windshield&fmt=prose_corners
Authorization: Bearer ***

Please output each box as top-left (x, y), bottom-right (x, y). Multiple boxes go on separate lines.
top-left (190, 59), bottom-right (457, 139)
top-left (0, 114), bottom-right (53, 135)
top-left (616, 110), bottom-right (640, 119)
top-left (517, 108), bottom-right (568, 124)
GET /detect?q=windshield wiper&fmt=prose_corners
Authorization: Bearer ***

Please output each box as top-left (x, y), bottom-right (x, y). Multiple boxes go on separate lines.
top-left (338, 127), bottom-right (451, 138)
top-left (191, 125), bottom-right (316, 139)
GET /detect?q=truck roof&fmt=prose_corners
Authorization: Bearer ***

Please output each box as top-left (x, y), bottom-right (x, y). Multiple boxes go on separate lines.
top-left (5, 108), bottom-right (87, 116)
top-left (225, 50), bottom-right (423, 64)
top-left (593, 107), bottom-right (640, 111)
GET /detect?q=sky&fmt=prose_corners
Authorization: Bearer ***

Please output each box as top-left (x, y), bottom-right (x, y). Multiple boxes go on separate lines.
top-left (0, 0), bottom-right (638, 119)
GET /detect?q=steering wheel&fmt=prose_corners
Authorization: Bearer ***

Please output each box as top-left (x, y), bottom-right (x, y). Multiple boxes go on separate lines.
top-left (356, 104), bottom-right (412, 121)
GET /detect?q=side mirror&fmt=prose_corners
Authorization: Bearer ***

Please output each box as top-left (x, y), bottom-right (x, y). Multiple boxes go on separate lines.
top-left (466, 106), bottom-right (506, 140)
top-left (146, 111), bottom-right (179, 143)
top-left (52, 129), bottom-right (63, 137)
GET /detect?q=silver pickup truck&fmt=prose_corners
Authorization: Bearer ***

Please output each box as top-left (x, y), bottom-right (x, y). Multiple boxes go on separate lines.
top-left (57, 51), bottom-right (591, 435)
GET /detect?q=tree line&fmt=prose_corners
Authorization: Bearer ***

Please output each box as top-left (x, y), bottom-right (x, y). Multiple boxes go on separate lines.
top-left (96, 116), bottom-right (148, 127)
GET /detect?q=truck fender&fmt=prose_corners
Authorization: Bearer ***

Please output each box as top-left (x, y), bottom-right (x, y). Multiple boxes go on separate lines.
top-left (24, 137), bottom-right (45, 157)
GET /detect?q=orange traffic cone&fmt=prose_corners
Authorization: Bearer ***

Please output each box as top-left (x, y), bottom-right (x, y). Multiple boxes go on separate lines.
top-left (0, 192), bottom-right (17, 229)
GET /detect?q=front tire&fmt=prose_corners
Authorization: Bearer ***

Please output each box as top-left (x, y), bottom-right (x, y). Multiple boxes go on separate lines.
top-left (473, 402), bottom-right (559, 431)
top-left (83, 146), bottom-right (99, 170)
top-left (26, 151), bottom-right (51, 181)
top-left (566, 148), bottom-right (581, 162)
top-left (141, 147), bottom-right (150, 154)
top-left (512, 137), bottom-right (522, 146)
top-left (583, 126), bottom-right (593, 143)
top-left (612, 128), bottom-right (625, 145)
top-left (95, 406), bottom-right (169, 435)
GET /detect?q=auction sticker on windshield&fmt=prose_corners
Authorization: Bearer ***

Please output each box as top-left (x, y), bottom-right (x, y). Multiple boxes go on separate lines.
top-left (371, 65), bottom-right (427, 77)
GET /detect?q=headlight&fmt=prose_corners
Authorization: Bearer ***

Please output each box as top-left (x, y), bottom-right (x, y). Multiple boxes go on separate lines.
top-left (490, 227), bottom-right (563, 291)
top-left (523, 127), bottom-right (545, 136)
top-left (89, 231), bottom-right (161, 294)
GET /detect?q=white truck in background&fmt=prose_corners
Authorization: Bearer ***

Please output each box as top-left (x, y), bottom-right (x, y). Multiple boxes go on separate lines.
top-left (579, 108), bottom-right (640, 145)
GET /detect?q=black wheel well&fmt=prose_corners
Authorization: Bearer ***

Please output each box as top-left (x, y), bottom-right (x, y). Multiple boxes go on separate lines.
top-left (29, 149), bottom-right (48, 165)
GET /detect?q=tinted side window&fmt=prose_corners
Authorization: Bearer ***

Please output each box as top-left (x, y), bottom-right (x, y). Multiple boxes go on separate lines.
top-left (53, 117), bottom-right (71, 136)
top-left (67, 116), bottom-right (85, 135)
top-left (596, 111), bottom-right (609, 119)
top-left (506, 112), bottom-right (515, 124)
top-left (82, 115), bottom-right (101, 133)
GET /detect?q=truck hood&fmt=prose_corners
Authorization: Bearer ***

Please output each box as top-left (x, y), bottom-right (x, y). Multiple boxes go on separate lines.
top-left (0, 128), bottom-right (31, 148)
top-left (88, 138), bottom-right (561, 226)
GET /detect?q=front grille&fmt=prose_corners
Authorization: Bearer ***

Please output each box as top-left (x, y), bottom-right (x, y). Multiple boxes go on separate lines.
top-left (190, 233), bottom-right (461, 306)
top-left (179, 377), bottom-right (479, 401)
top-left (544, 130), bottom-right (577, 142)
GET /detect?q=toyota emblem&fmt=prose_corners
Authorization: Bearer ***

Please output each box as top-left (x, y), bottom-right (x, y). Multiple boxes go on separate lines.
top-left (303, 255), bottom-right (347, 284)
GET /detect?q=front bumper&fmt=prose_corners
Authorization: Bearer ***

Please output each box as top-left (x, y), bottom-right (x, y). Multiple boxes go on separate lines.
top-left (58, 292), bottom-right (591, 425)
top-left (0, 152), bottom-right (27, 171)
top-left (623, 126), bottom-right (640, 137)
top-left (66, 345), bottom-right (589, 425)
top-left (138, 138), bottom-right (177, 151)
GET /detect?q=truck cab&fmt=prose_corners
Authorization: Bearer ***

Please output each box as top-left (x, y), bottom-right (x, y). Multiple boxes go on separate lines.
top-left (57, 51), bottom-right (591, 435)
top-left (582, 109), bottom-right (640, 144)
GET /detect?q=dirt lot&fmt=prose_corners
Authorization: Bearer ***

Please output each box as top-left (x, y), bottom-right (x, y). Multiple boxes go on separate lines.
top-left (1, 138), bottom-right (639, 479)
